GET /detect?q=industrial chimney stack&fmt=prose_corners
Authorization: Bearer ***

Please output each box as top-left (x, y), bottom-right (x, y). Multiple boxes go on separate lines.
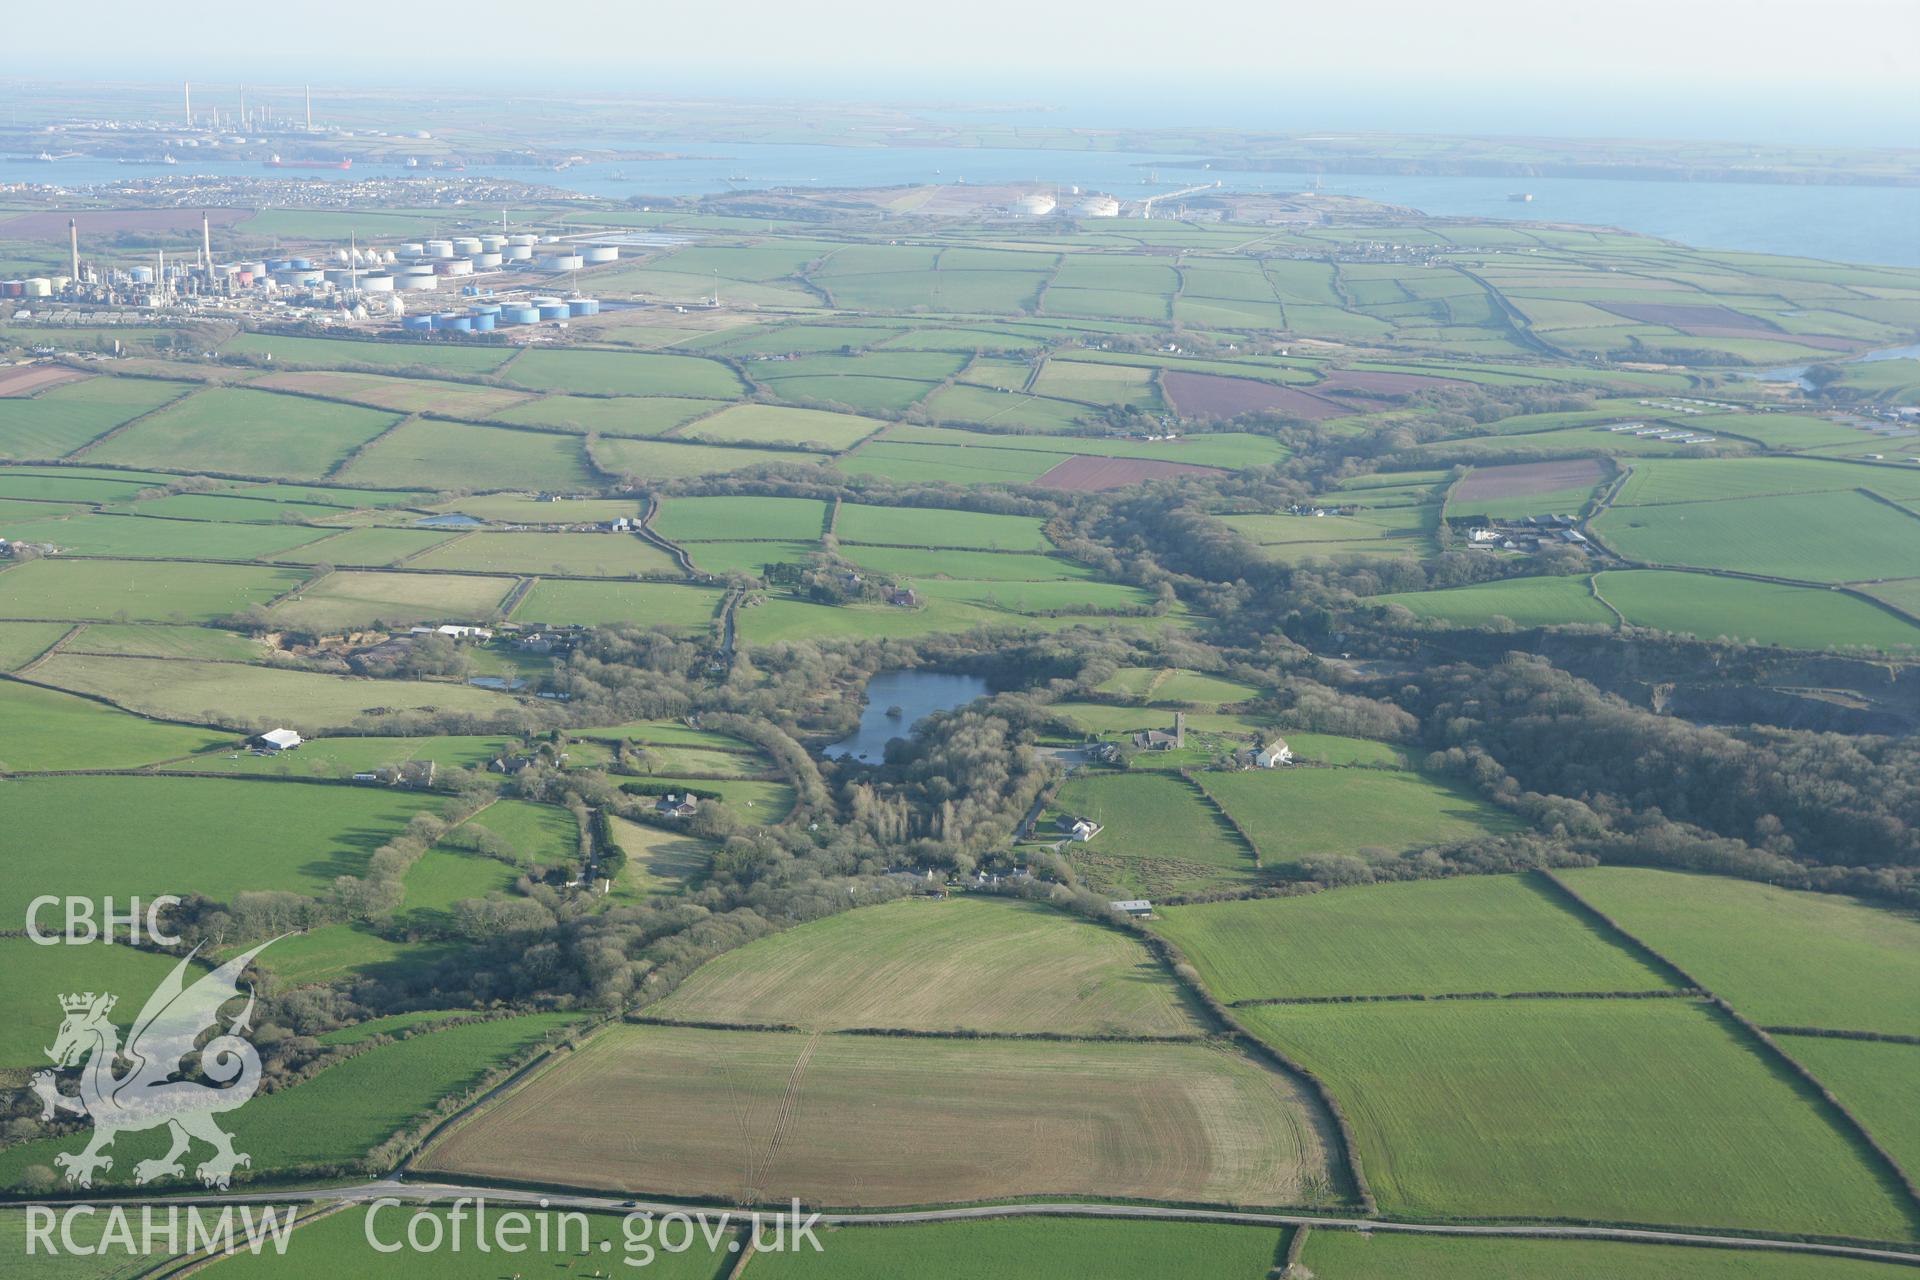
top-left (305, 84), bottom-right (313, 132)
top-left (68, 218), bottom-right (79, 282)
top-left (184, 82), bottom-right (193, 128)
top-left (202, 213), bottom-right (212, 273)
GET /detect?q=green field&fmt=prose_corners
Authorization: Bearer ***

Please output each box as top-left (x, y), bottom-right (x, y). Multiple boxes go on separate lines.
top-left (193, 1203), bottom-right (731, 1279)
top-left (1560, 869), bottom-right (1920, 1035)
top-left (760, 1218), bottom-right (1283, 1280)
top-left (594, 436), bottom-right (817, 480)
top-left (683, 403), bottom-right (885, 451)
top-left (407, 531), bottom-right (682, 577)
top-left (1154, 875), bottom-right (1672, 1003)
top-left (220, 333), bottom-right (514, 375)
top-left (606, 815), bottom-right (713, 899)
top-left (658, 896), bottom-right (1203, 1035)
top-left (269, 570), bottom-right (515, 630)
top-left (0, 940), bottom-right (201, 1068)
top-left (0, 376), bottom-right (194, 459)
top-left (0, 679), bottom-right (229, 769)
top-left (0, 1014), bottom-right (577, 1189)
top-left (0, 558), bottom-right (305, 623)
top-left (337, 419), bottom-right (596, 491)
top-left (173, 734), bottom-right (514, 779)
top-left (493, 392), bottom-right (718, 436)
top-left (87, 389), bottom-right (401, 480)
top-left (834, 502), bottom-right (1052, 550)
top-left (1095, 666), bottom-right (1261, 705)
top-left (1592, 490), bottom-right (1920, 582)
top-left (1374, 574), bottom-right (1617, 628)
top-left (843, 546), bottom-right (1089, 582)
top-left (653, 494), bottom-right (830, 542)
top-left (271, 526), bottom-right (459, 567)
top-left (59, 622), bottom-right (262, 661)
top-left (503, 348), bottom-right (745, 398)
top-left (0, 619), bottom-right (70, 669)
top-left (510, 579), bottom-right (723, 629)
top-left (1295, 1231), bottom-right (1920, 1279)
top-left (29, 652), bottom-right (512, 729)
top-left (1244, 999), bottom-right (1916, 1237)
top-left (449, 797), bottom-right (581, 865)
top-left (1596, 570), bottom-right (1920, 649)
top-left (1194, 767), bottom-right (1519, 864)
top-left (1051, 772), bottom-right (1252, 869)
top-left (1787, 1037), bottom-right (1920, 1177)
top-left (0, 775), bottom-right (443, 920)
top-left (0, 512), bottom-right (332, 561)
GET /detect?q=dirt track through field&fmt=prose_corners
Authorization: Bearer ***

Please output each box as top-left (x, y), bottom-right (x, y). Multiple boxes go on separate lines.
top-left (1036, 454), bottom-right (1228, 491)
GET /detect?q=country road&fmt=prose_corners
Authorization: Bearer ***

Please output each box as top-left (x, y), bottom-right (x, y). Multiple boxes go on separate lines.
top-left (34, 1178), bottom-right (1920, 1268)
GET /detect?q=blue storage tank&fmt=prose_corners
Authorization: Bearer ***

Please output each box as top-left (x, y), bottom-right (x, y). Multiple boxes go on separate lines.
top-left (472, 303), bottom-right (501, 315)
top-left (536, 302), bottom-right (568, 320)
top-left (445, 315), bottom-right (473, 332)
top-left (567, 298), bottom-right (599, 317)
top-left (265, 258), bottom-right (292, 272)
top-left (289, 257), bottom-right (313, 270)
top-left (429, 312), bottom-right (460, 330)
top-left (498, 305), bottom-right (539, 325)
top-left (401, 315), bottom-right (433, 332)
top-left (468, 312), bottom-right (496, 332)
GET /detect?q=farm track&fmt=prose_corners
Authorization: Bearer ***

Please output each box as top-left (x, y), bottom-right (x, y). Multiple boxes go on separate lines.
top-left (58, 1180), bottom-right (1920, 1268)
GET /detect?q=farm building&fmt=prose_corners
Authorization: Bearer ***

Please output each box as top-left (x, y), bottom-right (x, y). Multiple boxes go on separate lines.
top-left (1132, 712), bottom-right (1187, 751)
top-left (655, 793), bottom-right (700, 820)
top-left (1058, 815), bottom-right (1104, 842)
top-left (1244, 738), bottom-right (1293, 768)
top-left (1109, 899), bottom-right (1154, 918)
top-left (255, 728), bottom-right (303, 751)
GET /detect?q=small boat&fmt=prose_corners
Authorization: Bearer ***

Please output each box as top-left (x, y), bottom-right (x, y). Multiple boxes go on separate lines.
top-left (1508, 192), bottom-right (1534, 203)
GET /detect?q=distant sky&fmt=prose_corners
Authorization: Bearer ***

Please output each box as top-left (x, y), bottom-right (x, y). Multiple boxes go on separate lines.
top-left (8, 0), bottom-right (1917, 145)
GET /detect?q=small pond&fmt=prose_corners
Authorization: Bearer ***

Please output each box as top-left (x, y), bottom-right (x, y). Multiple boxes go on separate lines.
top-left (822, 670), bottom-right (991, 763)
top-left (416, 513), bottom-right (485, 528)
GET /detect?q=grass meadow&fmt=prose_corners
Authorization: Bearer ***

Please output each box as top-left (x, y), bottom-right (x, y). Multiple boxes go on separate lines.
top-left (1153, 875), bottom-right (1672, 1003)
top-left (657, 896), bottom-right (1203, 1035)
top-left (1244, 999), bottom-right (1916, 1237)
top-left (1560, 868), bottom-right (1920, 1035)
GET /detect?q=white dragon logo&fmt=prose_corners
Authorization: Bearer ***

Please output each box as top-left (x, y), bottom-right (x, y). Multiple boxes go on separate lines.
top-left (31, 940), bottom-right (275, 1189)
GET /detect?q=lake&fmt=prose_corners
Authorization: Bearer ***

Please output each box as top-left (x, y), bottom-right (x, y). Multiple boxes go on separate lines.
top-left (10, 140), bottom-right (1920, 266)
top-left (822, 669), bottom-right (990, 763)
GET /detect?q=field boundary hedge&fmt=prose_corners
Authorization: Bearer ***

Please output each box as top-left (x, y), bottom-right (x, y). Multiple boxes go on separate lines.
top-left (1766, 1026), bottom-right (1920, 1046)
top-left (1133, 925), bottom-right (1375, 1214)
top-left (1230, 989), bottom-right (1701, 1008)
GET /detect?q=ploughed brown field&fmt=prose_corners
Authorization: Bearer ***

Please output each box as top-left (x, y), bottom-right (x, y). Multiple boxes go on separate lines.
top-left (0, 365), bottom-right (90, 397)
top-left (1161, 372), bottom-right (1361, 421)
top-left (0, 207), bottom-right (254, 237)
top-left (1452, 457), bottom-right (1608, 501)
top-left (1037, 453), bottom-right (1230, 490)
top-left (417, 1023), bottom-right (1338, 1208)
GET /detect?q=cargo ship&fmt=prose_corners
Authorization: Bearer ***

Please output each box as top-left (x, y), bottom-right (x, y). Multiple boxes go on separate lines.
top-left (266, 155), bottom-right (353, 170)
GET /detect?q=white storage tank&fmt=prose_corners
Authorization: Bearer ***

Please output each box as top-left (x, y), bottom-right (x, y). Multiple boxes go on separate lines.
top-left (451, 237), bottom-right (483, 255)
top-left (397, 273), bottom-right (440, 291)
top-left (538, 254), bottom-right (584, 272)
top-left (581, 245), bottom-right (619, 264)
top-left (504, 244), bottom-right (533, 261)
top-left (1014, 193), bottom-right (1057, 217)
top-left (358, 273), bottom-right (397, 293)
top-left (472, 252), bottom-right (503, 269)
top-left (479, 234), bottom-right (507, 252)
top-left (438, 258), bottom-right (475, 277)
top-left (1074, 195), bottom-right (1122, 218)
top-left (424, 239), bottom-right (455, 259)
top-left (398, 242), bottom-right (426, 258)
top-left (507, 233), bottom-right (537, 247)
